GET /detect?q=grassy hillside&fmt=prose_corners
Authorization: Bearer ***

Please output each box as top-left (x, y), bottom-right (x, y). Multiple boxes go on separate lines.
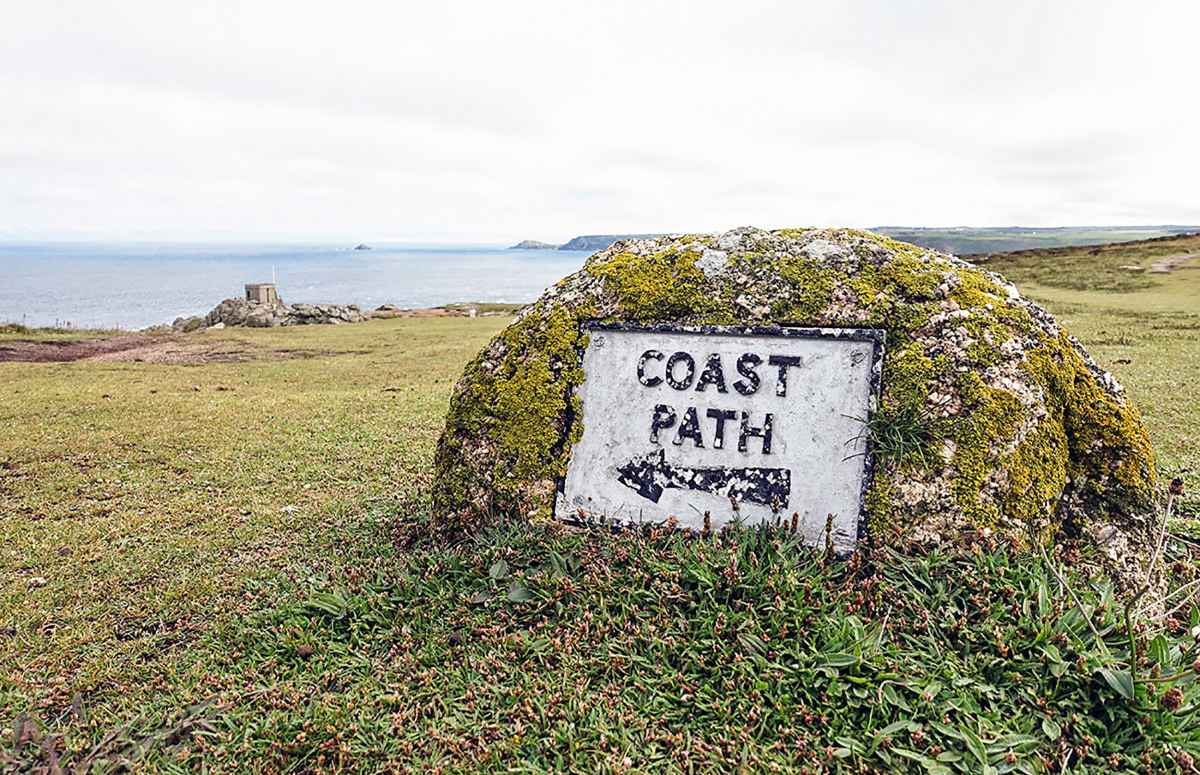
top-left (1, 243), bottom-right (1199, 771)
top-left (877, 226), bottom-right (1199, 257)
top-left (970, 231), bottom-right (1200, 293)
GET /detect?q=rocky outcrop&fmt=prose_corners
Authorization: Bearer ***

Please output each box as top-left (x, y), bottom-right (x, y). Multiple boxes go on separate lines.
top-left (433, 227), bottom-right (1157, 553)
top-left (286, 303), bottom-right (368, 325)
top-left (170, 316), bottom-right (206, 333)
top-left (202, 298), bottom-right (366, 328)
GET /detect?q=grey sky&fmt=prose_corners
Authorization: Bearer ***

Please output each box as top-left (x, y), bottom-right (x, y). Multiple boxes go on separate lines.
top-left (3, 0), bottom-right (1196, 242)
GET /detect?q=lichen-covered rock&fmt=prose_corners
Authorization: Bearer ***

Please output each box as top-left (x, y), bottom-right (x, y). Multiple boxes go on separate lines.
top-left (203, 298), bottom-right (366, 328)
top-left (432, 227), bottom-right (1156, 549)
top-left (166, 315), bottom-right (205, 333)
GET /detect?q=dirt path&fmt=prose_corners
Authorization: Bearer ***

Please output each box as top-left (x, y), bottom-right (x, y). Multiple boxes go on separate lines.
top-left (0, 335), bottom-right (163, 363)
top-left (0, 334), bottom-right (354, 364)
top-left (0, 335), bottom-right (272, 364)
top-left (1148, 253), bottom-right (1199, 273)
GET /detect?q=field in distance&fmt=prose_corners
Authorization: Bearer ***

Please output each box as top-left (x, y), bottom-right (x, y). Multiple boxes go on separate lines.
top-left (880, 224), bottom-right (1199, 256)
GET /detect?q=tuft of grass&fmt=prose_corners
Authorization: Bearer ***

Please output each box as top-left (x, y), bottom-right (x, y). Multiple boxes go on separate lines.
top-left (0, 323), bottom-right (127, 342)
top-left (850, 404), bottom-right (941, 469)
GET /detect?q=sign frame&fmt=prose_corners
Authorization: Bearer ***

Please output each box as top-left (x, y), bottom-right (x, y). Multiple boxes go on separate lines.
top-left (554, 321), bottom-right (886, 549)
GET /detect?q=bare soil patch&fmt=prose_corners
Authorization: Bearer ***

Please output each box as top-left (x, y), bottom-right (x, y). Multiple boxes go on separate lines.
top-left (0, 335), bottom-right (333, 364)
top-left (1149, 253), bottom-right (1199, 274)
top-left (86, 339), bottom-right (259, 364)
top-left (0, 335), bottom-right (161, 363)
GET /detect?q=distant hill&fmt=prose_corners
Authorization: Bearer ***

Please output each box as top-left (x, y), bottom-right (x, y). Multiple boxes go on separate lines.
top-left (558, 234), bottom-right (664, 251)
top-left (874, 226), bottom-right (1200, 256)
top-left (541, 226), bottom-right (1200, 257)
top-left (508, 240), bottom-right (559, 250)
top-left (963, 230), bottom-right (1200, 293)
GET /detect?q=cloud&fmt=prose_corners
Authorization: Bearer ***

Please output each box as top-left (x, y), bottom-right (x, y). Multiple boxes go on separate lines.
top-left (2, 0), bottom-right (1197, 241)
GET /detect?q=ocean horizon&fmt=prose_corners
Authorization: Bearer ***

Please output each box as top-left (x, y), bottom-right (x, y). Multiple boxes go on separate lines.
top-left (0, 241), bottom-right (588, 330)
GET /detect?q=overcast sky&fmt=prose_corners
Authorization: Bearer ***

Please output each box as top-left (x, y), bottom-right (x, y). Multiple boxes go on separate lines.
top-left (3, 1), bottom-right (1197, 242)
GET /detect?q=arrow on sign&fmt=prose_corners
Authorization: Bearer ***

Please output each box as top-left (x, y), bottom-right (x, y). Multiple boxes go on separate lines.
top-left (615, 450), bottom-right (791, 507)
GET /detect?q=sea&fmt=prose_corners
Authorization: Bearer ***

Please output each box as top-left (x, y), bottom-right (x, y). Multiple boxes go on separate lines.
top-left (0, 242), bottom-right (589, 330)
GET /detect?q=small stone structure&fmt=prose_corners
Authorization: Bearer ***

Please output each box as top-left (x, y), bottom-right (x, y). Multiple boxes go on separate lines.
top-left (432, 227), bottom-right (1157, 557)
top-left (245, 283), bottom-right (280, 305)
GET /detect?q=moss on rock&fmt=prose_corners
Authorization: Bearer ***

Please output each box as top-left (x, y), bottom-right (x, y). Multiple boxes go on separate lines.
top-left (432, 227), bottom-right (1156, 549)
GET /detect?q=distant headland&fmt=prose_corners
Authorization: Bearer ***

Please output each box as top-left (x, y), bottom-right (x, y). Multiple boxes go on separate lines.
top-left (557, 234), bottom-right (663, 251)
top-left (508, 240), bottom-right (558, 250)
top-left (508, 234), bottom-right (665, 251)
top-left (510, 226), bottom-right (1200, 256)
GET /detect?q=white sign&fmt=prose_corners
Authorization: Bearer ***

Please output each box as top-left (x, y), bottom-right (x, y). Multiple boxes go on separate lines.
top-left (557, 324), bottom-right (883, 552)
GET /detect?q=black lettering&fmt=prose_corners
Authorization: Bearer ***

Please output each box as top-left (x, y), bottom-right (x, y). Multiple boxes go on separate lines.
top-left (768, 355), bottom-right (803, 397)
top-left (665, 352), bottom-right (696, 390)
top-left (738, 411), bottom-right (774, 454)
top-left (706, 408), bottom-right (738, 449)
top-left (649, 404), bottom-right (676, 444)
top-left (673, 406), bottom-right (704, 448)
top-left (637, 349), bottom-right (664, 387)
top-left (733, 353), bottom-right (762, 395)
top-left (694, 353), bottom-right (728, 393)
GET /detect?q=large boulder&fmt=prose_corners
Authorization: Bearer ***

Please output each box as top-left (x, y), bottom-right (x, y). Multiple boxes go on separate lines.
top-left (432, 227), bottom-right (1156, 549)
top-left (204, 298), bottom-right (269, 327)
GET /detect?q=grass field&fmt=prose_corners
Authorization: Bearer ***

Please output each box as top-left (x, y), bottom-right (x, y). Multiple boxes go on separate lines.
top-left (878, 226), bottom-right (1199, 257)
top-left (1, 237), bottom-right (1198, 772)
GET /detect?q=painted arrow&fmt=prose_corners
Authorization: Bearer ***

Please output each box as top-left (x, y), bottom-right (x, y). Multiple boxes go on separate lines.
top-left (615, 450), bottom-right (791, 507)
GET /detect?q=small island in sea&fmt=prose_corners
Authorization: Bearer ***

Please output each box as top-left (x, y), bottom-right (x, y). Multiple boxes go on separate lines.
top-left (354, 243), bottom-right (372, 250)
top-left (508, 240), bottom-right (559, 249)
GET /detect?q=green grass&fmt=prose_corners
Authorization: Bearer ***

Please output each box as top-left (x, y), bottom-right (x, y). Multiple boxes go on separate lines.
top-left (0, 323), bottom-right (124, 342)
top-left (977, 232), bottom-right (1200, 293)
top-left (1, 248), bottom-right (1199, 772)
top-left (877, 226), bottom-right (1198, 258)
top-left (0, 319), bottom-right (491, 770)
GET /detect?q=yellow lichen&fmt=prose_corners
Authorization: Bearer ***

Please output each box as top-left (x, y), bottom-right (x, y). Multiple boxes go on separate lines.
top-left (587, 248), bottom-right (718, 321)
top-left (432, 227), bottom-right (1157, 545)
